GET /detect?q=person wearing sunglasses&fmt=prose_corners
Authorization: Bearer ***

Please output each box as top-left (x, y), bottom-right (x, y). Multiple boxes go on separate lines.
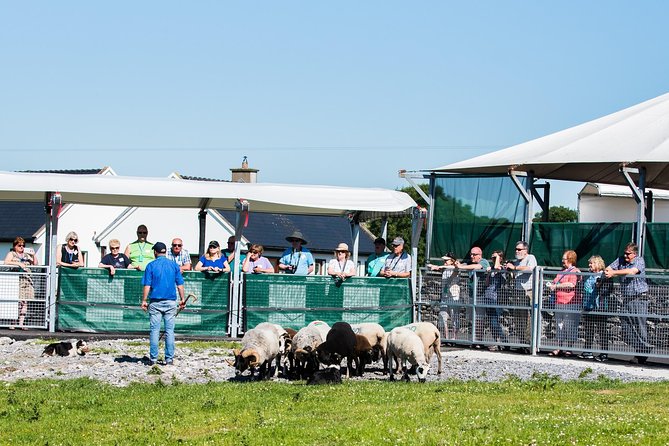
top-left (604, 242), bottom-right (653, 365)
top-left (124, 225), bottom-right (155, 271)
top-left (166, 238), bottom-right (192, 272)
top-left (505, 240), bottom-right (537, 351)
top-left (56, 231), bottom-right (84, 268)
top-left (4, 236), bottom-right (38, 329)
top-left (99, 239), bottom-right (137, 276)
top-left (242, 244), bottom-right (274, 274)
top-left (195, 240), bottom-right (230, 273)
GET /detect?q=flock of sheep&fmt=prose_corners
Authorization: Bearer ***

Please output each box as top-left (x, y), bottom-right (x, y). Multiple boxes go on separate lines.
top-left (231, 320), bottom-right (443, 383)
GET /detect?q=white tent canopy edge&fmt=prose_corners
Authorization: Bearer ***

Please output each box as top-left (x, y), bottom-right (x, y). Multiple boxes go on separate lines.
top-left (0, 170), bottom-right (418, 335)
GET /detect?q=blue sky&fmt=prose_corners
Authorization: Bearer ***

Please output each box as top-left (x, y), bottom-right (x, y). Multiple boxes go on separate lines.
top-left (1, 1), bottom-right (668, 208)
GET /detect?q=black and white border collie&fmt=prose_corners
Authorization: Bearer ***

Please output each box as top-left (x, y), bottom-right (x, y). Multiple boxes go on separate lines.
top-left (42, 340), bottom-right (90, 357)
top-left (306, 364), bottom-right (342, 385)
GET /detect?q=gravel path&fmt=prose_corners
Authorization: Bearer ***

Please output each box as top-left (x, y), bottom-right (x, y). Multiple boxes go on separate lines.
top-left (1, 337), bottom-right (667, 387)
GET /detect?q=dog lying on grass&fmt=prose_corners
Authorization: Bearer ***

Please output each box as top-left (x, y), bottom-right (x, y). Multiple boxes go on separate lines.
top-left (42, 340), bottom-right (90, 357)
top-left (306, 365), bottom-right (342, 385)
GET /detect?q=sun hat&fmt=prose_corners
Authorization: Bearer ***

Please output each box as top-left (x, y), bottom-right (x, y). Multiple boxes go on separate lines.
top-left (335, 243), bottom-right (350, 252)
top-left (286, 231), bottom-right (308, 245)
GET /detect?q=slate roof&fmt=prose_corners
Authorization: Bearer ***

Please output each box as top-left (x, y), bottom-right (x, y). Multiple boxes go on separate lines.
top-left (217, 211), bottom-right (375, 254)
top-left (19, 168), bottom-right (104, 175)
top-left (0, 202), bottom-right (45, 242)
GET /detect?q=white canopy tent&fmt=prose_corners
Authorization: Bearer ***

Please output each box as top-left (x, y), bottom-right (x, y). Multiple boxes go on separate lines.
top-left (0, 171), bottom-right (415, 218)
top-left (432, 92), bottom-right (669, 189)
top-left (0, 170), bottom-right (418, 334)
top-left (430, 92), bottom-right (669, 248)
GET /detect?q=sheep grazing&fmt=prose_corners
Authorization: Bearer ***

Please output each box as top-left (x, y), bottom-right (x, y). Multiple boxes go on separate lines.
top-left (353, 334), bottom-right (374, 376)
top-left (307, 320), bottom-right (331, 343)
top-left (254, 322), bottom-right (292, 377)
top-left (316, 321), bottom-right (357, 378)
top-left (232, 326), bottom-right (281, 380)
top-left (387, 327), bottom-right (431, 382)
top-left (291, 324), bottom-right (326, 379)
top-left (402, 322), bottom-right (442, 374)
top-left (351, 322), bottom-right (388, 373)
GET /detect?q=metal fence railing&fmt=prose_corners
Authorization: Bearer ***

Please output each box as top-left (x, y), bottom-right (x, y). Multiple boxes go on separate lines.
top-left (418, 268), bottom-right (534, 351)
top-left (0, 266), bottom-right (49, 330)
top-left (540, 269), bottom-right (669, 359)
top-left (419, 267), bottom-right (669, 359)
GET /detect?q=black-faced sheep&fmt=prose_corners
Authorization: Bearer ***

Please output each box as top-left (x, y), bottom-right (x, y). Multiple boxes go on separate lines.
top-left (351, 322), bottom-right (388, 373)
top-left (402, 322), bottom-right (442, 374)
top-left (316, 321), bottom-right (357, 378)
top-left (387, 327), bottom-right (431, 382)
top-left (232, 326), bottom-right (281, 380)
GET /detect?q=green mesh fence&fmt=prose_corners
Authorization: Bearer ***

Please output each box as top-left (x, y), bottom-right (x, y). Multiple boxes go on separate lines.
top-left (531, 222), bottom-right (634, 268)
top-left (58, 268), bottom-right (229, 336)
top-left (244, 274), bottom-right (412, 331)
top-left (646, 223), bottom-right (669, 270)
top-left (429, 175), bottom-right (526, 260)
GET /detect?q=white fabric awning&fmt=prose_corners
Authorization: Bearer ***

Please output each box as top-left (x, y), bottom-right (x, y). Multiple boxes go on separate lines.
top-left (431, 92), bottom-right (669, 189)
top-left (0, 171), bottom-right (416, 219)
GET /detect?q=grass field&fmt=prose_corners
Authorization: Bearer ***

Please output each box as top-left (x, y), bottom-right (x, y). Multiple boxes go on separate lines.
top-left (1, 374), bottom-right (669, 445)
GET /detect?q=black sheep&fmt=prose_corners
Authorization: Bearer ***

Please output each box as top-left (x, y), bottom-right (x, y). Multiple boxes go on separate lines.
top-left (316, 321), bottom-right (357, 378)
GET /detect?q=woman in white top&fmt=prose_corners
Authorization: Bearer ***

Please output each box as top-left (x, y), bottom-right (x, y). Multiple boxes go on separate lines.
top-left (327, 243), bottom-right (356, 280)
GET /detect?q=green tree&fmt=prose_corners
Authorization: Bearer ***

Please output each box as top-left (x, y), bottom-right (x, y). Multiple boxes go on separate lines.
top-left (363, 183), bottom-right (428, 265)
top-left (533, 206), bottom-right (578, 222)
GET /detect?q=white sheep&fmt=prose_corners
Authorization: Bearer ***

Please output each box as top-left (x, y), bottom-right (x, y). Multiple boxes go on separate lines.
top-left (307, 320), bottom-right (330, 343)
top-left (232, 326), bottom-right (281, 380)
top-left (254, 322), bottom-right (292, 376)
top-left (386, 327), bottom-right (431, 382)
top-left (351, 322), bottom-right (388, 372)
top-left (291, 324), bottom-right (325, 379)
top-left (402, 322), bottom-right (442, 374)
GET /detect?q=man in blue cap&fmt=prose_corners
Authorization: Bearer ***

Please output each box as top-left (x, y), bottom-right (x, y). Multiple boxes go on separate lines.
top-left (141, 241), bottom-right (186, 365)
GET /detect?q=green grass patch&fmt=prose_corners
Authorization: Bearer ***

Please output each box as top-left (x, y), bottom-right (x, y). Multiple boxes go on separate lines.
top-left (1, 378), bottom-right (668, 444)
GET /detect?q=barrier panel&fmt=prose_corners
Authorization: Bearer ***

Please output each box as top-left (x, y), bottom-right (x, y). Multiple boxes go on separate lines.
top-left (0, 266), bottom-right (48, 329)
top-left (539, 269), bottom-right (669, 359)
top-left (418, 268), bottom-right (534, 351)
top-left (57, 268), bottom-right (229, 336)
top-left (244, 274), bottom-right (412, 331)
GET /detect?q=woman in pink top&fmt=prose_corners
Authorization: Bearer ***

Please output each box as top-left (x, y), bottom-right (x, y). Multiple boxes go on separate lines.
top-left (547, 250), bottom-right (581, 357)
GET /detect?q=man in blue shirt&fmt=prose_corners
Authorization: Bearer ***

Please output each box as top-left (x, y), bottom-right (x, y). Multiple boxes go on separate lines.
top-left (141, 242), bottom-right (186, 365)
top-left (278, 231), bottom-right (315, 275)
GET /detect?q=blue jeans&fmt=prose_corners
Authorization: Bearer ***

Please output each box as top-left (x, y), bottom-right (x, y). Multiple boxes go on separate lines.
top-left (149, 300), bottom-right (177, 361)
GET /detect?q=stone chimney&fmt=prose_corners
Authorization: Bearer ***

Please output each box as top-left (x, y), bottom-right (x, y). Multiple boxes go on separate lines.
top-left (230, 156), bottom-right (259, 183)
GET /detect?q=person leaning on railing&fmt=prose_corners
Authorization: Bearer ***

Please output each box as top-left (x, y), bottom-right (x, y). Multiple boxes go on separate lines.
top-left (242, 244), bottom-right (274, 274)
top-left (327, 243), bottom-right (356, 283)
top-left (580, 255), bottom-right (612, 362)
top-left (379, 237), bottom-right (411, 279)
top-left (505, 241), bottom-right (537, 352)
top-left (98, 239), bottom-right (138, 276)
top-left (604, 242), bottom-right (653, 365)
top-left (3, 237), bottom-right (37, 330)
top-left (56, 231), bottom-right (84, 268)
top-left (546, 250), bottom-right (581, 358)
